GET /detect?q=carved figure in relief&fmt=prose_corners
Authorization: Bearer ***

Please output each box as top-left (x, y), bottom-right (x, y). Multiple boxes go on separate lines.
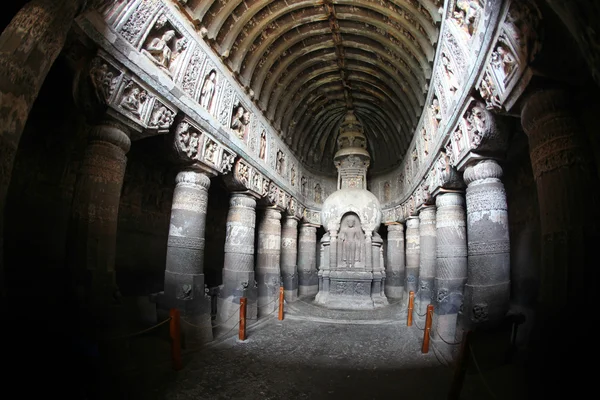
top-left (89, 62), bottom-right (115, 103)
top-left (150, 105), bottom-right (174, 129)
top-left (199, 69), bottom-right (217, 110)
top-left (430, 97), bottom-right (442, 130)
top-left (262, 178), bottom-right (270, 196)
top-left (491, 44), bottom-right (516, 82)
top-left (120, 83), bottom-right (147, 116)
top-left (259, 130), bottom-right (267, 160)
top-left (453, 127), bottom-right (464, 154)
top-left (314, 183), bottom-right (322, 203)
top-left (421, 127), bottom-right (429, 156)
top-left (204, 141), bottom-right (218, 164)
top-left (442, 54), bottom-right (460, 94)
top-left (238, 163), bottom-right (249, 186)
top-left (456, 0), bottom-right (482, 36)
top-left (252, 172), bottom-right (260, 189)
top-left (231, 105), bottom-right (250, 139)
top-left (290, 165), bottom-right (296, 186)
top-left (301, 176), bottom-right (307, 196)
top-left (142, 30), bottom-right (177, 73)
top-left (188, 132), bottom-right (200, 159)
top-left (276, 150), bottom-right (285, 175)
top-left (478, 73), bottom-right (502, 109)
top-left (467, 105), bottom-right (486, 148)
top-left (221, 152), bottom-right (235, 173)
top-left (339, 214), bottom-right (363, 268)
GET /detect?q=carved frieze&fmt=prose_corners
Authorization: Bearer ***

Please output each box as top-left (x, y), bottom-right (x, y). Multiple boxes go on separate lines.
top-left (148, 101), bottom-right (175, 132)
top-left (118, 78), bottom-right (149, 119)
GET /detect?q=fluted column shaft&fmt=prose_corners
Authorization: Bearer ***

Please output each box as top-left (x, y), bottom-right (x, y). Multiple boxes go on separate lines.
top-left (433, 192), bottom-right (467, 355)
top-left (218, 193), bottom-right (257, 326)
top-left (298, 224), bottom-right (318, 297)
top-left (164, 170), bottom-right (211, 308)
top-left (463, 160), bottom-right (510, 328)
top-left (521, 88), bottom-right (600, 318)
top-left (0, 0), bottom-right (85, 301)
top-left (521, 89), bottom-right (600, 387)
top-left (385, 224), bottom-right (405, 299)
top-left (256, 207), bottom-right (282, 317)
top-left (281, 215), bottom-right (299, 302)
top-left (68, 120), bottom-right (130, 307)
top-left (417, 206), bottom-right (437, 316)
top-left (405, 217), bottom-right (420, 296)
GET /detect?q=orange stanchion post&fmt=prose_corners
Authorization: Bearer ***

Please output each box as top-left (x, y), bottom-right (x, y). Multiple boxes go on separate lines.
top-left (422, 304), bottom-right (434, 353)
top-left (169, 308), bottom-right (182, 371)
top-left (239, 297), bottom-right (247, 341)
top-left (407, 291), bottom-right (414, 326)
top-left (278, 286), bottom-right (284, 321)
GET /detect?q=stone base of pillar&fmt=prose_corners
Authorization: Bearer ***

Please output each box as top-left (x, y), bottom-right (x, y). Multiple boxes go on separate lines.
top-left (155, 291), bottom-right (213, 343)
top-left (282, 273), bottom-right (298, 302)
top-left (384, 283), bottom-right (404, 301)
top-left (463, 281), bottom-right (510, 329)
top-left (298, 269), bottom-right (319, 297)
top-left (216, 270), bottom-right (258, 332)
top-left (256, 269), bottom-right (280, 318)
top-left (431, 313), bottom-right (460, 364)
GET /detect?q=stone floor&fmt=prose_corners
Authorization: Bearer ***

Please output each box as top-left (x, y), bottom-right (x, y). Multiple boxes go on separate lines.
top-left (86, 308), bottom-right (531, 400)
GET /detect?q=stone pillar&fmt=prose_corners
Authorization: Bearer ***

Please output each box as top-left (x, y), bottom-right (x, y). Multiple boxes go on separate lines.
top-left (256, 207), bottom-right (282, 317)
top-left (521, 88), bottom-right (600, 387)
top-left (371, 232), bottom-right (388, 306)
top-left (417, 206), bottom-right (437, 317)
top-left (218, 193), bottom-right (257, 328)
top-left (405, 216), bottom-right (420, 296)
top-left (385, 223), bottom-right (405, 300)
top-left (463, 160), bottom-right (510, 329)
top-left (315, 233), bottom-right (330, 303)
top-left (68, 119), bottom-right (130, 309)
top-left (298, 223), bottom-right (318, 297)
top-left (0, 0), bottom-right (85, 300)
top-left (281, 215), bottom-right (299, 302)
top-left (432, 192), bottom-right (467, 360)
top-left (160, 169), bottom-right (212, 340)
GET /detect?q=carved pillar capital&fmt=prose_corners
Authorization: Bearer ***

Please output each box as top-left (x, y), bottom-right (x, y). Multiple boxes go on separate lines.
top-left (88, 118), bottom-right (131, 153)
top-left (406, 216), bottom-right (420, 229)
top-left (463, 159), bottom-right (503, 185)
top-left (386, 223), bottom-right (404, 232)
top-left (262, 206), bottom-right (283, 221)
top-left (174, 169), bottom-right (211, 190)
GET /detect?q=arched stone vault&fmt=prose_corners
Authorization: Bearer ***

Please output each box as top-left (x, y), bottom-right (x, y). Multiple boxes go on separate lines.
top-left (188, 0), bottom-right (442, 174)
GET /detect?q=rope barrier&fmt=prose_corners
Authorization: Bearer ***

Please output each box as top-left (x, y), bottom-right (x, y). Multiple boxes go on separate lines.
top-left (469, 343), bottom-right (498, 399)
top-left (257, 295), bottom-right (279, 308)
top-left (414, 316), bottom-right (425, 331)
top-left (182, 303), bottom-right (241, 330)
top-left (102, 317), bottom-right (172, 341)
top-left (431, 326), bottom-right (463, 346)
top-left (430, 340), bottom-right (452, 368)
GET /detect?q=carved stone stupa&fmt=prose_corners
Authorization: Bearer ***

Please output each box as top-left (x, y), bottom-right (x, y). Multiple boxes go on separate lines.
top-left (316, 111), bottom-right (388, 310)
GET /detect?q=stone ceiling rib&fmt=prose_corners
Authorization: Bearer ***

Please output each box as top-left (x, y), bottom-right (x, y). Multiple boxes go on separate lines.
top-left (191, 0), bottom-right (441, 175)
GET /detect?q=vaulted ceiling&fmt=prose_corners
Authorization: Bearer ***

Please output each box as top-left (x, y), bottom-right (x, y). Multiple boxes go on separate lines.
top-left (187, 0), bottom-right (443, 175)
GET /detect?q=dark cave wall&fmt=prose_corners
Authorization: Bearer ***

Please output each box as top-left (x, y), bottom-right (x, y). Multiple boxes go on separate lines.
top-left (203, 177), bottom-right (229, 288)
top-left (4, 59), bottom-right (87, 300)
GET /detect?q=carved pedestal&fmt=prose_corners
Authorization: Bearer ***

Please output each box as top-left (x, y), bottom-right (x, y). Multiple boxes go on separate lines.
top-left (281, 215), bottom-right (299, 302)
top-left (217, 193), bottom-right (257, 330)
top-left (463, 160), bottom-right (510, 329)
top-left (256, 207), bottom-right (282, 317)
top-left (158, 170), bottom-right (212, 343)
